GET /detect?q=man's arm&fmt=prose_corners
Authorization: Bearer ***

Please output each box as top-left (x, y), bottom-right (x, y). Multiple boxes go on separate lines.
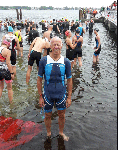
top-left (28, 38), bottom-right (37, 55)
top-left (15, 37), bottom-right (20, 51)
top-left (66, 77), bottom-right (72, 108)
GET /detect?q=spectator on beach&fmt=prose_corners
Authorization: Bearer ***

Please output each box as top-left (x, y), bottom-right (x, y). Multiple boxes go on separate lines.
top-left (37, 36), bottom-right (72, 141)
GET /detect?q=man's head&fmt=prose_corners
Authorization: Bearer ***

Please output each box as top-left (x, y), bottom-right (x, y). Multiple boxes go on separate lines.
top-left (50, 37), bottom-right (62, 56)
top-left (32, 24), bottom-right (36, 29)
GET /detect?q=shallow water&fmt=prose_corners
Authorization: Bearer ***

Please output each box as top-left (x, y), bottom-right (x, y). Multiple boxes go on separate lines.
top-left (0, 10), bottom-right (117, 150)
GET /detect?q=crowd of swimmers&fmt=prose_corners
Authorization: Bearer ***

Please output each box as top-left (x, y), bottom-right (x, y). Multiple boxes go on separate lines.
top-left (0, 17), bottom-right (101, 106)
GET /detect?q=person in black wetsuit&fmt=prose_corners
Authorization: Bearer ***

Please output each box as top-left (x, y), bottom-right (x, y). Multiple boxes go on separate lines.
top-left (72, 28), bottom-right (83, 67)
top-left (28, 24), bottom-right (39, 44)
top-left (52, 21), bottom-right (60, 35)
top-left (89, 19), bottom-right (94, 34)
top-left (65, 30), bottom-right (77, 69)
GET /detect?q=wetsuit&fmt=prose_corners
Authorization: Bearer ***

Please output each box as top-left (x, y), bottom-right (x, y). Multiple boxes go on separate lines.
top-left (74, 35), bottom-right (82, 58)
top-left (66, 42), bottom-right (74, 62)
top-left (28, 29), bottom-right (39, 44)
top-left (5, 34), bottom-right (16, 66)
top-left (94, 36), bottom-right (101, 56)
top-left (53, 24), bottom-right (58, 34)
top-left (0, 47), bottom-right (12, 83)
top-left (38, 55), bottom-right (72, 113)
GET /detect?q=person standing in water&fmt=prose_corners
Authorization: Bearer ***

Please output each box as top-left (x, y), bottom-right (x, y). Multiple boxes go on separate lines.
top-left (65, 30), bottom-right (77, 69)
top-left (72, 28), bottom-right (83, 67)
top-left (93, 28), bottom-right (101, 63)
top-left (37, 37), bottom-right (72, 141)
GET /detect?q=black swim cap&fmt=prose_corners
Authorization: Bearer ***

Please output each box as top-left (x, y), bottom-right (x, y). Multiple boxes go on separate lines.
top-left (94, 28), bottom-right (99, 32)
top-left (76, 28), bottom-right (80, 33)
top-left (17, 26), bottom-right (21, 30)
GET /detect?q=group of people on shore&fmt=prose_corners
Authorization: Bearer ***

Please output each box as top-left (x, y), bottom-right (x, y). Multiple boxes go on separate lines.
top-left (0, 18), bottom-right (101, 141)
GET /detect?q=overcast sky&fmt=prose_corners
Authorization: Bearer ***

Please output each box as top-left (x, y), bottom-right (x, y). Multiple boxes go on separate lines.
top-left (0, 0), bottom-right (116, 8)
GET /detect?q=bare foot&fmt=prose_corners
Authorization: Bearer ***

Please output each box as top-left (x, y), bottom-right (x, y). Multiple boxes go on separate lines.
top-left (59, 133), bottom-right (69, 141)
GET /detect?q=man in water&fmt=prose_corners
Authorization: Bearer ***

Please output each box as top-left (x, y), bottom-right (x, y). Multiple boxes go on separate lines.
top-left (14, 26), bottom-right (23, 57)
top-left (0, 39), bottom-right (14, 103)
top-left (2, 26), bottom-right (21, 76)
top-left (28, 24), bottom-right (39, 44)
top-left (42, 25), bottom-right (53, 56)
top-left (37, 36), bottom-right (72, 141)
top-left (26, 37), bottom-right (50, 85)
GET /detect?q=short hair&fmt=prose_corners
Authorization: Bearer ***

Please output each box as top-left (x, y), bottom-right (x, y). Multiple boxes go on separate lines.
top-left (50, 36), bottom-right (62, 46)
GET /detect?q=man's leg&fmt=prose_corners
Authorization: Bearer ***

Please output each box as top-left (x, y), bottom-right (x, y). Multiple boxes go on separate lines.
top-left (78, 57), bottom-right (82, 67)
top-left (0, 80), bottom-right (4, 98)
top-left (6, 82), bottom-right (13, 104)
top-left (44, 112), bottom-right (52, 137)
top-left (58, 109), bottom-right (69, 141)
top-left (12, 66), bottom-right (16, 76)
top-left (26, 65), bottom-right (32, 84)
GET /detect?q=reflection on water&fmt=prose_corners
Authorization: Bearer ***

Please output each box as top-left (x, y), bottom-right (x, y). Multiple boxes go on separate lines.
top-left (0, 10), bottom-right (117, 150)
top-left (91, 62), bottom-right (101, 84)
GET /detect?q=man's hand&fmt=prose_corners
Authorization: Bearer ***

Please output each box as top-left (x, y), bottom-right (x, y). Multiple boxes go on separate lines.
top-left (39, 97), bottom-right (45, 108)
top-left (66, 98), bottom-right (71, 108)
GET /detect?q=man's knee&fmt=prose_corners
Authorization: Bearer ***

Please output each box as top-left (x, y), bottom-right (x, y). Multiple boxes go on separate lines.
top-left (58, 110), bottom-right (66, 118)
top-left (45, 112), bottom-right (52, 118)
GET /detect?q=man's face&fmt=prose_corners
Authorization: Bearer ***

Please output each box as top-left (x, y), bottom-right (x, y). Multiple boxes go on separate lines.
top-left (51, 40), bottom-right (62, 55)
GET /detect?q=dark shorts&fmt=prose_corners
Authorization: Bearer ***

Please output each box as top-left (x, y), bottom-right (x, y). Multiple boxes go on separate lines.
top-left (94, 45), bottom-right (101, 56)
top-left (66, 49), bottom-right (74, 62)
top-left (0, 69), bottom-right (12, 81)
top-left (43, 94), bottom-right (67, 113)
top-left (74, 47), bottom-right (82, 58)
top-left (19, 42), bottom-right (23, 47)
top-left (28, 50), bottom-right (41, 67)
top-left (10, 50), bottom-right (16, 66)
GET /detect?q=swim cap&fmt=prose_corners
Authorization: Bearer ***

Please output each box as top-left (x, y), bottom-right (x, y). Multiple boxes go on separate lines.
top-left (2, 39), bottom-right (11, 47)
top-left (79, 20), bottom-right (81, 22)
top-left (65, 30), bottom-right (70, 36)
top-left (76, 19), bottom-right (78, 21)
top-left (8, 26), bottom-right (13, 32)
top-left (94, 28), bottom-right (99, 32)
top-left (17, 26), bottom-right (21, 30)
top-left (76, 28), bottom-right (80, 33)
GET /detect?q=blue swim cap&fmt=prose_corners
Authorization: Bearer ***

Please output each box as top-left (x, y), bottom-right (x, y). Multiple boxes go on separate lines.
top-left (76, 28), bottom-right (80, 33)
top-left (8, 26), bottom-right (13, 32)
top-left (79, 20), bottom-right (81, 22)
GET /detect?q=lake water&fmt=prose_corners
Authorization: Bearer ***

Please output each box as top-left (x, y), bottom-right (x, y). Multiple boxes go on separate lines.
top-left (0, 10), bottom-right (117, 150)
